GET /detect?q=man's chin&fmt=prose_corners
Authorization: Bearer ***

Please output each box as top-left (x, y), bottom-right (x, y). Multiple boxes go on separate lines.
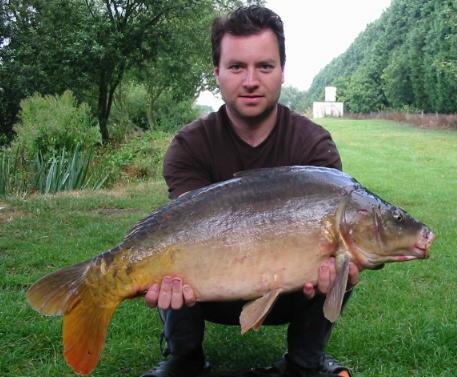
top-left (231, 104), bottom-right (276, 124)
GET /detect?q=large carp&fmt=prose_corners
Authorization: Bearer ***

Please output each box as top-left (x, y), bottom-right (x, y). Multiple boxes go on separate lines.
top-left (27, 166), bottom-right (435, 375)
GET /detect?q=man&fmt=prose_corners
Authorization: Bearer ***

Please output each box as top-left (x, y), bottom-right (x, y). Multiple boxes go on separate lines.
top-left (142, 6), bottom-right (359, 377)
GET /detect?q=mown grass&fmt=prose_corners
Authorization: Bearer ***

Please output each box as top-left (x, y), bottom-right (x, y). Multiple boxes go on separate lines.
top-left (1, 119), bottom-right (456, 376)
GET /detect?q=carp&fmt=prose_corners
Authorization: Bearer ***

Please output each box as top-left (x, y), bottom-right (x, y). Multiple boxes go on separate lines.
top-left (26, 166), bottom-right (435, 375)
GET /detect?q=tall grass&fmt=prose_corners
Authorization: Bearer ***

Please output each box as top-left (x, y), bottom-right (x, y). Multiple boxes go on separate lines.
top-left (33, 145), bottom-right (108, 194)
top-left (0, 149), bottom-right (26, 197)
top-left (0, 145), bottom-right (109, 197)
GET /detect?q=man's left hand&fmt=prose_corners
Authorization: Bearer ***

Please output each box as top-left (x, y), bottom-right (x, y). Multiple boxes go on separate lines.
top-left (302, 257), bottom-right (360, 299)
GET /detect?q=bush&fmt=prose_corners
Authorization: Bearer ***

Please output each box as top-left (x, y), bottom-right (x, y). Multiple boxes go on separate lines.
top-left (0, 149), bottom-right (25, 196)
top-left (104, 130), bottom-right (171, 183)
top-left (0, 144), bottom-right (110, 197)
top-left (13, 91), bottom-right (101, 158)
top-left (110, 82), bottom-right (150, 142)
top-left (32, 145), bottom-right (109, 194)
top-left (151, 91), bottom-right (200, 133)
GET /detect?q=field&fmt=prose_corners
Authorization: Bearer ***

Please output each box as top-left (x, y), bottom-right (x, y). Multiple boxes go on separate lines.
top-left (1, 119), bottom-right (456, 376)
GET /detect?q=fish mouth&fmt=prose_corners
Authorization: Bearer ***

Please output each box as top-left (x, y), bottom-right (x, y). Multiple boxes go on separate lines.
top-left (414, 228), bottom-right (436, 259)
top-left (402, 229), bottom-right (436, 260)
top-left (391, 229), bottom-right (435, 262)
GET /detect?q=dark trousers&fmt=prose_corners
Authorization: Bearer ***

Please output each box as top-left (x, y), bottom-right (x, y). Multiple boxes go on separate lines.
top-left (160, 289), bottom-right (352, 369)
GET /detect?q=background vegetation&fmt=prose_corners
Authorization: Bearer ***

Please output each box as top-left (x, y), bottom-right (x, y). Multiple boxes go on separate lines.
top-left (305, 0), bottom-right (457, 114)
top-left (0, 0), bottom-right (258, 196)
top-left (1, 0), bottom-right (456, 198)
top-left (1, 118), bottom-right (455, 377)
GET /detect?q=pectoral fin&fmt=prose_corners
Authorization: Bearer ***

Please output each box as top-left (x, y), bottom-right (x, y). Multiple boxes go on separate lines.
top-left (240, 288), bottom-right (282, 334)
top-left (323, 253), bottom-right (351, 323)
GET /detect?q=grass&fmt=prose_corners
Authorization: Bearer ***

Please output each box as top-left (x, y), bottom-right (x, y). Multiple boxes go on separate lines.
top-left (1, 119), bottom-right (456, 376)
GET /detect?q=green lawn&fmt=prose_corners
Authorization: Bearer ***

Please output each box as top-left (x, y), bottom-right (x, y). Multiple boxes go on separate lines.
top-left (1, 119), bottom-right (456, 376)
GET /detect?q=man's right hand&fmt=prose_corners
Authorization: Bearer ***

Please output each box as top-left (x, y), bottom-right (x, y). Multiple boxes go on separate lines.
top-left (145, 276), bottom-right (196, 310)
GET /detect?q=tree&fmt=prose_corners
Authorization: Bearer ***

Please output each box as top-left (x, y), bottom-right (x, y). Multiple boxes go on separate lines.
top-left (279, 86), bottom-right (307, 113)
top-left (70, 0), bottom-right (227, 141)
top-left (304, 0), bottom-right (457, 113)
top-left (381, 49), bottom-right (414, 108)
top-left (0, 0), bottom-right (94, 141)
top-left (0, 0), bottom-right (245, 143)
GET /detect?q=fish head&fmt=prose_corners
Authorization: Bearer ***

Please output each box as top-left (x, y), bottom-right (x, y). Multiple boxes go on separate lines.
top-left (339, 189), bottom-right (435, 268)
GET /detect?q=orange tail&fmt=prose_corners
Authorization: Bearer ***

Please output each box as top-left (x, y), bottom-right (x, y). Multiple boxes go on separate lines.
top-left (26, 261), bottom-right (121, 375)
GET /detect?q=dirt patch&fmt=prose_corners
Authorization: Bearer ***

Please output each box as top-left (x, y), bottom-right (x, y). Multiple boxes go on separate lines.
top-left (345, 112), bottom-right (457, 130)
top-left (52, 188), bottom-right (128, 199)
top-left (0, 204), bottom-right (28, 224)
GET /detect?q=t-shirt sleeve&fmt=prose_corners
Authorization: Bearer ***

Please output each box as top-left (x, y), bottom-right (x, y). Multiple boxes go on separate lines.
top-left (163, 133), bottom-right (212, 199)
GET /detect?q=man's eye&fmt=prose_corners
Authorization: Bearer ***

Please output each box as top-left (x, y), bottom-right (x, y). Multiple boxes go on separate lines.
top-left (229, 65), bottom-right (242, 72)
top-left (260, 64), bottom-right (274, 72)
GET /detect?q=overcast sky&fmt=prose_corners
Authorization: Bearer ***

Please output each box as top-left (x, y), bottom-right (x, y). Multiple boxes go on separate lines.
top-left (197, 0), bottom-right (392, 109)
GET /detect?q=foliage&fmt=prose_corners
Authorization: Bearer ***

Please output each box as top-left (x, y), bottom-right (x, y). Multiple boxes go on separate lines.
top-left (0, 0), bottom-right (96, 138)
top-left (33, 145), bottom-right (109, 194)
top-left (0, 0), bottom-right (242, 142)
top-left (0, 149), bottom-right (25, 197)
top-left (104, 130), bottom-right (171, 183)
top-left (12, 91), bottom-right (100, 159)
top-left (110, 80), bottom-right (203, 140)
top-left (0, 145), bottom-right (109, 197)
top-left (149, 92), bottom-right (201, 133)
top-left (306, 0), bottom-right (457, 113)
top-left (110, 81), bottom-right (150, 141)
top-left (279, 86), bottom-right (307, 113)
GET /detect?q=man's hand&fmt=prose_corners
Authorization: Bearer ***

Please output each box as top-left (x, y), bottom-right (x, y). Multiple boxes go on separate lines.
top-left (145, 276), bottom-right (196, 310)
top-left (302, 257), bottom-right (360, 299)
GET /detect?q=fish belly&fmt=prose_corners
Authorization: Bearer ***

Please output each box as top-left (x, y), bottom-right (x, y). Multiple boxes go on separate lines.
top-left (163, 229), bottom-right (330, 302)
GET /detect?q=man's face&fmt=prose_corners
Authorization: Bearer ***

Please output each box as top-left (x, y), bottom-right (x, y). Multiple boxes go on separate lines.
top-left (214, 29), bottom-right (284, 123)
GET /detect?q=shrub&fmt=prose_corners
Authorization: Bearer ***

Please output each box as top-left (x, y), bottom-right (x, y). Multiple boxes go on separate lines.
top-left (104, 130), bottom-right (171, 183)
top-left (150, 92), bottom-right (200, 133)
top-left (13, 91), bottom-right (101, 158)
top-left (0, 150), bottom-right (17, 196)
top-left (32, 145), bottom-right (109, 194)
top-left (109, 81), bottom-right (150, 142)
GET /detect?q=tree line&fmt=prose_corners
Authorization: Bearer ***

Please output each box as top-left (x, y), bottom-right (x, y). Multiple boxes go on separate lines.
top-left (305, 0), bottom-right (457, 114)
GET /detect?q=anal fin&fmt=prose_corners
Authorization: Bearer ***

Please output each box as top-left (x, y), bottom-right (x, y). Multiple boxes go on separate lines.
top-left (239, 288), bottom-right (282, 334)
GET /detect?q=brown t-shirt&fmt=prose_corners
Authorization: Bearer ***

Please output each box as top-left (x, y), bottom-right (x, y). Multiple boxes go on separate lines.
top-left (163, 104), bottom-right (342, 199)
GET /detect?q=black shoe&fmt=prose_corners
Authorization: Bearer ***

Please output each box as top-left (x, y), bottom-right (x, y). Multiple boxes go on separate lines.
top-left (140, 347), bottom-right (211, 377)
top-left (319, 353), bottom-right (352, 377)
top-left (246, 353), bottom-right (352, 377)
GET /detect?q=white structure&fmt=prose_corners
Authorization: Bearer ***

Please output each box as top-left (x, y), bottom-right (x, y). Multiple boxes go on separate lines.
top-left (325, 86), bottom-right (337, 102)
top-left (313, 86), bottom-right (344, 118)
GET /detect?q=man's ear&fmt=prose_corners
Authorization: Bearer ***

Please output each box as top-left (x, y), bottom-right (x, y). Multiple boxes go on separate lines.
top-left (281, 67), bottom-right (285, 84)
top-left (214, 66), bottom-right (220, 85)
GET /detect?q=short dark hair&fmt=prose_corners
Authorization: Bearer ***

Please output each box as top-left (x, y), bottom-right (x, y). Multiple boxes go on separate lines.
top-left (211, 5), bottom-right (286, 68)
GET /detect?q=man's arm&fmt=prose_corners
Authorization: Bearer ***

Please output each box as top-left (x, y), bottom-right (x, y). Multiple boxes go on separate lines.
top-left (163, 132), bottom-right (212, 199)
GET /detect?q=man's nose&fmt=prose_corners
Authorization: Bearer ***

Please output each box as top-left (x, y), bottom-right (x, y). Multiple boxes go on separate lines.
top-left (242, 68), bottom-right (260, 88)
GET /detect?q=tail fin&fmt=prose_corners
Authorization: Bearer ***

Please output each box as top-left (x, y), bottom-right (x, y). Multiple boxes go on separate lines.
top-left (26, 261), bottom-right (91, 315)
top-left (63, 292), bottom-right (118, 375)
top-left (26, 261), bottom-right (121, 375)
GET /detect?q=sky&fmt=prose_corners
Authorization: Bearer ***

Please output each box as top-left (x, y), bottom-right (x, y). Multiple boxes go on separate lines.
top-left (197, 0), bottom-right (392, 109)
